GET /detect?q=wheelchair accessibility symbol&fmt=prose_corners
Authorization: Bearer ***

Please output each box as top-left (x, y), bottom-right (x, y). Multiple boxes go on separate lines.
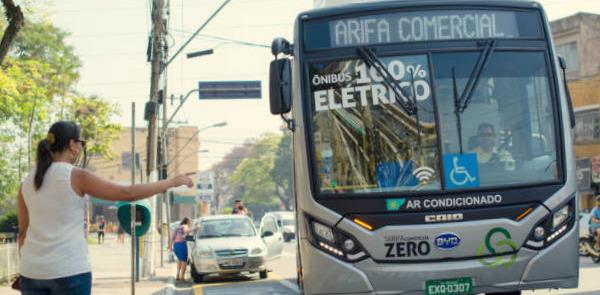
top-left (443, 154), bottom-right (480, 189)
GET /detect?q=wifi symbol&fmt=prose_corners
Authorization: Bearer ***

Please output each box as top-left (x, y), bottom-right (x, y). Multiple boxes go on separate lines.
top-left (413, 166), bottom-right (435, 183)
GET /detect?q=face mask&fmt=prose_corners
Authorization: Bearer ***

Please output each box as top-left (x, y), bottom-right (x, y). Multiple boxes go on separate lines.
top-left (74, 145), bottom-right (87, 168)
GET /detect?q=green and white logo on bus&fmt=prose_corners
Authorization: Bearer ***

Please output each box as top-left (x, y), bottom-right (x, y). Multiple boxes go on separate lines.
top-left (476, 227), bottom-right (518, 268)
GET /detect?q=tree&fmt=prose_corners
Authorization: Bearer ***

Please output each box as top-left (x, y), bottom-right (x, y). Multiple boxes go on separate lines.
top-left (210, 143), bottom-right (253, 212)
top-left (229, 134), bottom-right (282, 214)
top-left (0, 0), bottom-right (24, 65)
top-left (271, 132), bottom-right (293, 210)
top-left (0, 17), bottom-right (120, 213)
top-left (65, 95), bottom-right (122, 168)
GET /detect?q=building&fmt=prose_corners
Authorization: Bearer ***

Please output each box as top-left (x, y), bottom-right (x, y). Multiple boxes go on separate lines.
top-left (551, 13), bottom-right (600, 211)
top-left (88, 126), bottom-right (200, 225)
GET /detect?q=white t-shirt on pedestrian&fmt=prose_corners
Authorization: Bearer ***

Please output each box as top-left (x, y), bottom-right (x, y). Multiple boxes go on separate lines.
top-left (19, 162), bottom-right (91, 279)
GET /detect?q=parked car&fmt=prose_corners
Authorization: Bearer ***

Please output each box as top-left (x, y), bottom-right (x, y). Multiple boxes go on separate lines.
top-left (262, 211), bottom-right (295, 242)
top-left (579, 212), bottom-right (592, 256)
top-left (187, 214), bottom-right (284, 283)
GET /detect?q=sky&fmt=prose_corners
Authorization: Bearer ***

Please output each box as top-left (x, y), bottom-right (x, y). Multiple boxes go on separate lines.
top-left (47, 0), bottom-right (600, 171)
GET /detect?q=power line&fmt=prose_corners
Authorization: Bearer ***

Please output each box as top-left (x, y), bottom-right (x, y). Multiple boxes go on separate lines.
top-left (168, 29), bottom-right (269, 48)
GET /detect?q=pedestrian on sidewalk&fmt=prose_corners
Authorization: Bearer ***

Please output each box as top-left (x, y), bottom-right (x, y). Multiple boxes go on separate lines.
top-left (97, 217), bottom-right (106, 244)
top-left (16, 121), bottom-right (194, 295)
top-left (117, 225), bottom-right (125, 244)
top-left (169, 217), bottom-right (195, 282)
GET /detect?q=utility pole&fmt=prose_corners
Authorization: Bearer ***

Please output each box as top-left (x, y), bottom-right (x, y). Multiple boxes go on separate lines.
top-left (159, 0), bottom-right (171, 268)
top-left (143, 0), bottom-right (164, 278)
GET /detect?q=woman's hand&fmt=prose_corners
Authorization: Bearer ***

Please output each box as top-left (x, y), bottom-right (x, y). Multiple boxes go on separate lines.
top-left (171, 173), bottom-right (194, 188)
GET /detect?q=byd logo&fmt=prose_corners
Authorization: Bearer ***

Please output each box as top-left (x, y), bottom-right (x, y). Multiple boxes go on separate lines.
top-left (434, 232), bottom-right (461, 250)
top-left (425, 213), bottom-right (464, 223)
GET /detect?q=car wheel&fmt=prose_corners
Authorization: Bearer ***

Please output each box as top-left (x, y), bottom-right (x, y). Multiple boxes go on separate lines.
top-left (592, 255), bottom-right (600, 263)
top-left (283, 233), bottom-right (290, 242)
top-left (259, 270), bottom-right (268, 279)
top-left (190, 263), bottom-right (205, 283)
top-left (579, 238), bottom-right (590, 256)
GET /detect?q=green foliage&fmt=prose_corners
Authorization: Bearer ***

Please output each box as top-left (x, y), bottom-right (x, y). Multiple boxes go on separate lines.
top-left (271, 132), bottom-right (293, 209)
top-left (0, 15), bottom-right (121, 212)
top-left (227, 133), bottom-right (294, 212)
top-left (0, 210), bottom-right (18, 233)
top-left (65, 95), bottom-right (122, 166)
top-left (229, 134), bottom-right (281, 207)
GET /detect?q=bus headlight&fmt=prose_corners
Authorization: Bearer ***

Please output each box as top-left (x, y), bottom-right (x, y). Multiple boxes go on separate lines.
top-left (524, 197), bottom-right (575, 250)
top-left (552, 205), bottom-right (570, 230)
top-left (313, 221), bottom-right (336, 243)
top-left (306, 215), bottom-right (369, 262)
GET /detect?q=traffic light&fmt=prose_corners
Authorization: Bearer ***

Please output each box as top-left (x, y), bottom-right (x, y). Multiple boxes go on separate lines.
top-left (117, 200), bottom-right (152, 237)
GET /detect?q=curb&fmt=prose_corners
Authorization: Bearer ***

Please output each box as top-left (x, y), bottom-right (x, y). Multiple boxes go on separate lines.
top-left (164, 276), bottom-right (176, 295)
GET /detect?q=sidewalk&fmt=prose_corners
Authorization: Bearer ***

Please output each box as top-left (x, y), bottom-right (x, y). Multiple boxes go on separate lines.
top-left (0, 233), bottom-right (178, 295)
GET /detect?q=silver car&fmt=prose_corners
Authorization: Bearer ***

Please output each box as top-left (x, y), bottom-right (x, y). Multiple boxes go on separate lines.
top-left (188, 215), bottom-right (283, 283)
top-left (262, 211), bottom-right (296, 242)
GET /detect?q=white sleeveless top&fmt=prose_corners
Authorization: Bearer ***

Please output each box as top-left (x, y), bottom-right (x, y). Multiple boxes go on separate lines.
top-left (20, 162), bottom-right (91, 279)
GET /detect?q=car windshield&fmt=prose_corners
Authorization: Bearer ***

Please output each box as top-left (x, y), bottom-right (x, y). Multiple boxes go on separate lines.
top-left (282, 219), bottom-right (295, 226)
top-left (309, 51), bottom-right (559, 194)
top-left (197, 218), bottom-right (256, 239)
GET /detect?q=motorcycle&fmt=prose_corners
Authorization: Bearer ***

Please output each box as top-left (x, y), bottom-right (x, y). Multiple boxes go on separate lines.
top-left (580, 235), bottom-right (600, 263)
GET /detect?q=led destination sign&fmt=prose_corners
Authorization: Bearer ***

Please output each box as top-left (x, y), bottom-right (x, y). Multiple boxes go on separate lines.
top-left (304, 10), bottom-right (542, 50)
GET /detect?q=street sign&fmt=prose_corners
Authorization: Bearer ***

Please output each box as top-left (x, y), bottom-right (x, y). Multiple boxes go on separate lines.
top-left (196, 171), bottom-right (214, 202)
top-left (198, 81), bottom-right (261, 99)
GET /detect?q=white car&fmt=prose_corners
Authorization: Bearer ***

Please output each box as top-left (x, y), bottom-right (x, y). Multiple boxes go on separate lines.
top-left (187, 215), bottom-right (284, 283)
top-left (262, 211), bottom-right (296, 242)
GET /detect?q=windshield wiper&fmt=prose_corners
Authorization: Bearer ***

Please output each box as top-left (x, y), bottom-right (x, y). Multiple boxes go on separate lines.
top-left (357, 46), bottom-right (417, 115)
top-left (456, 40), bottom-right (496, 113)
top-left (453, 40), bottom-right (496, 154)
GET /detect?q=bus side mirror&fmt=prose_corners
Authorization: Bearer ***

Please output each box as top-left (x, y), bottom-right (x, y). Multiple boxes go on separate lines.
top-left (269, 59), bottom-right (292, 115)
top-left (557, 56), bottom-right (576, 128)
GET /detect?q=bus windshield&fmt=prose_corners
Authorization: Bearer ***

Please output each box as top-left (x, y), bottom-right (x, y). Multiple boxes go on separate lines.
top-left (309, 50), bottom-right (559, 194)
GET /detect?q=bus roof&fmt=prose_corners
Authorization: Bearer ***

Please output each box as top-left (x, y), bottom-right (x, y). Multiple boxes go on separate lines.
top-left (301, 0), bottom-right (542, 20)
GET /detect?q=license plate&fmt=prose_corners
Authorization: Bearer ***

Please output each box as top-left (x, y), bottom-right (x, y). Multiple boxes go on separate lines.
top-left (221, 258), bottom-right (244, 267)
top-left (425, 277), bottom-right (473, 295)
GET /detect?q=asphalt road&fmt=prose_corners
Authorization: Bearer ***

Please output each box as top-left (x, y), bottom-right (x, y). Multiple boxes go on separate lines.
top-left (173, 242), bottom-right (299, 295)
top-left (173, 242), bottom-right (600, 295)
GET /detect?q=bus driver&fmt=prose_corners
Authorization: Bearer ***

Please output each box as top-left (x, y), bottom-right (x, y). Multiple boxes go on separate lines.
top-left (470, 123), bottom-right (515, 171)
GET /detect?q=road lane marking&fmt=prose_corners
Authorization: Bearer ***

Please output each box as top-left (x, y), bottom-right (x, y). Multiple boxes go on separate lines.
top-left (193, 272), bottom-right (299, 295)
top-left (268, 272), bottom-right (300, 293)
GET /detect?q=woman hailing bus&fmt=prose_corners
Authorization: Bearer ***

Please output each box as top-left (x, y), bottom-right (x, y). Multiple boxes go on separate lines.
top-left (16, 121), bottom-right (193, 295)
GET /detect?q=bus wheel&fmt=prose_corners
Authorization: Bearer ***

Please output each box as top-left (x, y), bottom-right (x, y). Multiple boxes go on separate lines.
top-left (485, 292), bottom-right (521, 295)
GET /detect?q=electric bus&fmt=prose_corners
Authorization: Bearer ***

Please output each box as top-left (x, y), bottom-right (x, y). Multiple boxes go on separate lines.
top-left (269, 1), bottom-right (578, 294)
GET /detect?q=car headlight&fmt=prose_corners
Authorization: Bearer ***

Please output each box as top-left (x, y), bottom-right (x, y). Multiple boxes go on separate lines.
top-left (196, 248), bottom-right (213, 258)
top-left (249, 246), bottom-right (267, 256)
top-left (524, 197), bottom-right (576, 250)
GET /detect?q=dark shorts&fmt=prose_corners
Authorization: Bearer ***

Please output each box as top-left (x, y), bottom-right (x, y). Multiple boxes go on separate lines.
top-left (20, 272), bottom-right (92, 295)
top-left (173, 241), bottom-right (188, 262)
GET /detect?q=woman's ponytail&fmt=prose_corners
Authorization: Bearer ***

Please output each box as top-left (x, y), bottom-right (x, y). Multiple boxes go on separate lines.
top-left (34, 138), bottom-right (54, 190)
top-left (33, 121), bottom-right (81, 190)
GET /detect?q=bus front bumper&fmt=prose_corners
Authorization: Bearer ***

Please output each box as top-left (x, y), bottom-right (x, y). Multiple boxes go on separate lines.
top-left (300, 227), bottom-right (578, 295)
